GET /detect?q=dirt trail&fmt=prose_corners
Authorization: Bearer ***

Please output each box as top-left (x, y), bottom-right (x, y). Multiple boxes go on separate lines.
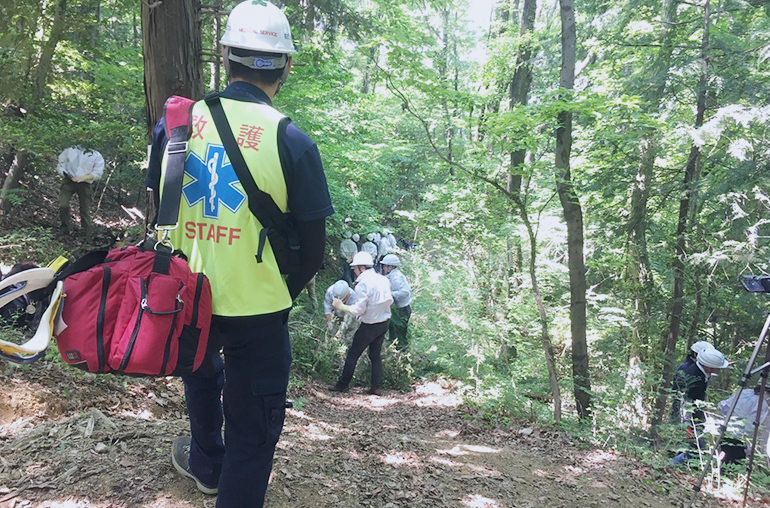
top-left (0, 364), bottom-right (754, 507)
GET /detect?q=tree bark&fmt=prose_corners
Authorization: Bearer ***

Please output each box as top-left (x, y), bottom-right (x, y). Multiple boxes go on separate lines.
top-left (556, 0), bottom-right (591, 419)
top-left (141, 0), bottom-right (203, 141)
top-left (504, 0), bottom-right (536, 300)
top-left (651, 0), bottom-right (711, 430)
top-left (507, 0), bottom-right (536, 195)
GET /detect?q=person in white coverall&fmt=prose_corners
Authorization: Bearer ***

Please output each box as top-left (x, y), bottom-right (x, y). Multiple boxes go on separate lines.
top-left (57, 146), bottom-right (104, 239)
top-left (380, 254), bottom-right (412, 350)
top-left (323, 280), bottom-right (359, 340)
top-left (329, 251), bottom-right (392, 395)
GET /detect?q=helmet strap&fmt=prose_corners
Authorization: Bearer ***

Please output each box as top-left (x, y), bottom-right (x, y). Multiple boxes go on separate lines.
top-left (275, 64), bottom-right (291, 94)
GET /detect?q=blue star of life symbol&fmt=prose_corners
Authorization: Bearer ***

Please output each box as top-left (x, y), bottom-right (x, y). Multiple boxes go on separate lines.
top-left (182, 144), bottom-right (246, 219)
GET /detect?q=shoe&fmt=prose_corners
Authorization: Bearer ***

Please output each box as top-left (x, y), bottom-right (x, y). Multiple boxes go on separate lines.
top-left (368, 388), bottom-right (383, 396)
top-left (328, 384), bottom-right (349, 393)
top-left (171, 436), bottom-right (218, 495)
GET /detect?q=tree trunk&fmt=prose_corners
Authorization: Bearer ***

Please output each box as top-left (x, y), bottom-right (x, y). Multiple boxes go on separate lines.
top-left (624, 0), bottom-right (678, 428)
top-left (439, 7), bottom-right (455, 176)
top-left (0, 0), bottom-right (68, 212)
top-left (511, 193), bottom-right (561, 422)
top-left (504, 0), bottom-right (536, 299)
top-left (0, 152), bottom-right (28, 213)
top-left (141, 0), bottom-right (203, 141)
top-left (556, 0), bottom-right (591, 419)
top-left (651, 0), bottom-right (711, 430)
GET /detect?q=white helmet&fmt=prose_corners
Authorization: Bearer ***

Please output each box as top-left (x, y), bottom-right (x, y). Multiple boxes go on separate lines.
top-left (697, 348), bottom-right (729, 369)
top-left (366, 233), bottom-right (375, 241)
top-left (381, 254), bottom-right (400, 267)
top-left (690, 341), bottom-right (713, 355)
top-left (331, 280), bottom-right (350, 300)
top-left (342, 230), bottom-right (352, 239)
top-left (344, 217), bottom-right (353, 224)
top-left (350, 251), bottom-right (374, 267)
top-left (221, 1), bottom-right (296, 56)
top-left (352, 233), bottom-right (360, 242)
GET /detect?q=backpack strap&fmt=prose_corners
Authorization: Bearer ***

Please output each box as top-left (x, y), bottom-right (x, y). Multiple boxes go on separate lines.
top-left (203, 92), bottom-right (300, 264)
top-left (157, 95), bottom-right (196, 229)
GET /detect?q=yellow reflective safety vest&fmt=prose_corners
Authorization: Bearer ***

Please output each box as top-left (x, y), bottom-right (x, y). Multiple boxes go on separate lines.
top-left (159, 98), bottom-right (291, 316)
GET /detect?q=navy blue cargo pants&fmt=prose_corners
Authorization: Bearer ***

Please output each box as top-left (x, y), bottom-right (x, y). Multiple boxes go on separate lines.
top-left (181, 311), bottom-right (291, 507)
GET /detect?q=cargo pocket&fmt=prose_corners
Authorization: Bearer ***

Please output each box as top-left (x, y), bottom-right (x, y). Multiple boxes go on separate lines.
top-left (260, 394), bottom-right (287, 446)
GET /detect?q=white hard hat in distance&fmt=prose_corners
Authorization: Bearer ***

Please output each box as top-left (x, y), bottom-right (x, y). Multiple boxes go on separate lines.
top-left (381, 254), bottom-right (400, 267)
top-left (351, 251), bottom-right (374, 267)
top-left (332, 280), bottom-right (350, 300)
top-left (697, 348), bottom-right (729, 369)
top-left (690, 340), bottom-right (713, 355)
top-left (221, 1), bottom-right (296, 54)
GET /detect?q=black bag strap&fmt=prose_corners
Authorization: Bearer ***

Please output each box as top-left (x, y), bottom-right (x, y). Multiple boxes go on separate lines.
top-left (204, 92), bottom-right (300, 263)
top-left (157, 96), bottom-right (195, 229)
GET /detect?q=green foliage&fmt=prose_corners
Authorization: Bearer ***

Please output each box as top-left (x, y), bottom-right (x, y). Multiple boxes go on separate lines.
top-left (0, 227), bottom-right (74, 265)
top-left (3, 2), bottom-right (770, 495)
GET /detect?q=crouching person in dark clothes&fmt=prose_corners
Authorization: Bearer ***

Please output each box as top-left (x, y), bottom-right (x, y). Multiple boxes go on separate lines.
top-left (145, 2), bottom-right (333, 505)
top-left (329, 251), bottom-right (393, 396)
top-left (669, 346), bottom-right (729, 465)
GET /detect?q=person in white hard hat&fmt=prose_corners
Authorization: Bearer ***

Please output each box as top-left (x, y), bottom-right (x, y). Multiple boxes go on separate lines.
top-left (323, 279), bottom-right (359, 339)
top-left (678, 340), bottom-right (713, 371)
top-left (57, 146), bottom-right (104, 240)
top-left (670, 345), bottom-right (730, 465)
top-left (380, 254), bottom-right (412, 350)
top-left (361, 236), bottom-right (378, 270)
top-left (339, 231), bottom-right (358, 284)
top-left (671, 345), bottom-right (729, 424)
top-left (329, 251), bottom-right (393, 395)
top-left (145, 2), bottom-right (334, 505)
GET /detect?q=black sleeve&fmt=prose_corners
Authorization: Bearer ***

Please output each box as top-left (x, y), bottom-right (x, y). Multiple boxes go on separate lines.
top-left (286, 218), bottom-right (326, 300)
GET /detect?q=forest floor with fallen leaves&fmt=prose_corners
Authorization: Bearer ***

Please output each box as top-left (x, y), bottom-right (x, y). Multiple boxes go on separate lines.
top-left (0, 168), bottom-right (767, 507)
top-left (0, 362), bottom-right (764, 508)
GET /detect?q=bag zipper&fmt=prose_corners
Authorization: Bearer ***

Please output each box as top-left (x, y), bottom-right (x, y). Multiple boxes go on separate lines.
top-left (96, 267), bottom-right (111, 372)
top-left (119, 278), bottom-right (148, 372)
top-left (160, 281), bottom-right (184, 375)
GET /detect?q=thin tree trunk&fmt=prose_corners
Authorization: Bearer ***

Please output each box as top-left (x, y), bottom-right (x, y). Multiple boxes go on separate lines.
top-left (141, 0), bottom-right (203, 141)
top-left (512, 194), bottom-right (561, 422)
top-left (0, 152), bottom-right (28, 213)
top-left (652, 0), bottom-right (711, 430)
top-left (0, 0), bottom-right (68, 212)
top-left (505, 0), bottom-right (536, 300)
top-left (624, 0), bottom-right (678, 428)
top-left (556, 0), bottom-right (591, 419)
top-left (439, 7), bottom-right (455, 175)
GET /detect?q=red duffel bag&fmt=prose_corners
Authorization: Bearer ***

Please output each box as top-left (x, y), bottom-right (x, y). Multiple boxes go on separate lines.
top-left (55, 244), bottom-right (212, 376)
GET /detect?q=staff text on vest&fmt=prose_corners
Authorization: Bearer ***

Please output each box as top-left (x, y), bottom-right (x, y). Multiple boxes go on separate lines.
top-left (184, 222), bottom-right (242, 245)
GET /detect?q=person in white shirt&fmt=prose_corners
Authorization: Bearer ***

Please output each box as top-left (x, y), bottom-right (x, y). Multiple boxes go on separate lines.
top-left (330, 251), bottom-right (392, 395)
top-left (380, 254), bottom-right (412, 350)
top-left (56, 146), bottom-right (104, 239)
top-left (339, 231), bottom-right (358, 284)
top-left (361, 235), bottom-right (378, 262)
top-left (323, 280), bottom-right (359, 340)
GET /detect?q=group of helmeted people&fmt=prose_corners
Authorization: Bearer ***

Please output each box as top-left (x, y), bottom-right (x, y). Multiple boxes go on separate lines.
top-left (338, 217), bottom-right (398, 284)
top-left (669, 340), bottom-right (770, 466)
top-left (325, 218), bottom-right (413, 395)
